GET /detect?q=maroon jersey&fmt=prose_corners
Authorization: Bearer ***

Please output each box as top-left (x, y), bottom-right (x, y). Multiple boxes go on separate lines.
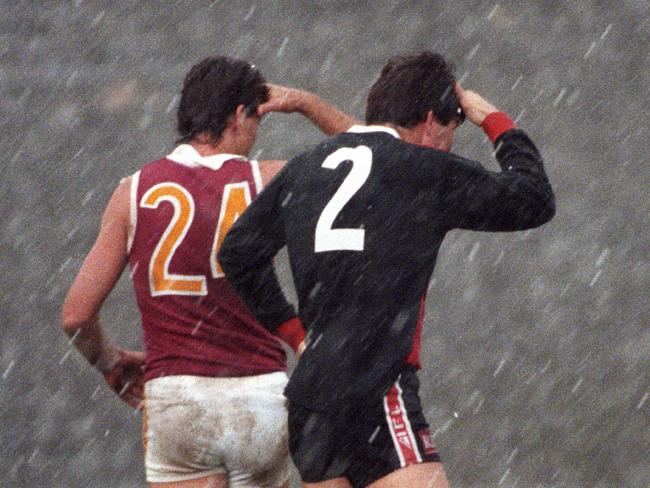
top-left (128, 145), bottom-right (286, 381)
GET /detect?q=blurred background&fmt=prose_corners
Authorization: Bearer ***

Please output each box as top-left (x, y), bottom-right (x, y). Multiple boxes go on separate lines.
top-left (1, 1), bottom-right (648, 486)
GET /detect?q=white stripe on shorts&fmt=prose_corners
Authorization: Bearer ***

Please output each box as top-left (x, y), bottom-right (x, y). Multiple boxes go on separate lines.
top-left (383, 376), bottom-right (423, 467)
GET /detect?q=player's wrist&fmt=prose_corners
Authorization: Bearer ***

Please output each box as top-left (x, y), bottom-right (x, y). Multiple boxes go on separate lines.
top-left (293, 89), bottom-right (313, 115)
top-left (481, 112), bottom-right (516, 143)
top-left (93, 344), bottom-right (121, 373)
top-left (275, 316), bottom-right (307, 353)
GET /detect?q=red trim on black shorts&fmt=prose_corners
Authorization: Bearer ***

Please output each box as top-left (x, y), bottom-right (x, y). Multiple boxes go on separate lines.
top-left (384, 380), bottom-right (423, 467)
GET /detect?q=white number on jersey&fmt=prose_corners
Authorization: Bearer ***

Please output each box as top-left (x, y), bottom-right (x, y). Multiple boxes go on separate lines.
top-left (314, 146), bottom-right (372, 252)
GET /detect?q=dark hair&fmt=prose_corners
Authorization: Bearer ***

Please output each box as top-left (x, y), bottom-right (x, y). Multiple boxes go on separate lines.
top-left (365, 50), bottom-right (462, 127)
top-left (177, 56), bottom-right (269, 144)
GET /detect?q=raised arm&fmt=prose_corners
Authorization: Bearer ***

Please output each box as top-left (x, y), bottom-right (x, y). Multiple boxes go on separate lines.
top-left (441, 86), bottom-right (555, 231)
top-left (254, 86), bottom-right (359, 184)
top-left (439, 128), bottom-right (555, 231)
top-left (258, 84), bottom-right (358, 136)
top-left (258, 160), bottom-right (286, 186)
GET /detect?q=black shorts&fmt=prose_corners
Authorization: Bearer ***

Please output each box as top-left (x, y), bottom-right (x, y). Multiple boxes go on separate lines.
top-left (288, 368), bottom-right (441, 487)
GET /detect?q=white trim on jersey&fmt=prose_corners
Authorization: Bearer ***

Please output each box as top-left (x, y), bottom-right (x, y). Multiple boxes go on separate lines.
top-left (127, 170), bottom-right (140, 255)
top-left (166, 144), bottom-right (248, 170)
top-left (250, 159), bottom-right (264, 194)
top-left (347, 124), bottom-right (401, 139)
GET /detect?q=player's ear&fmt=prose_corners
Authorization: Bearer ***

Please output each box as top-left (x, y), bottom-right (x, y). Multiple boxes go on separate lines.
top-left (425, 110), bottom-right (437, 128)
top-left (424, 111), bottom-right (437, 138)
top-left (236, 104), bottom-right (247, 124)
top-left (227, 104), bottom-right (248, 133)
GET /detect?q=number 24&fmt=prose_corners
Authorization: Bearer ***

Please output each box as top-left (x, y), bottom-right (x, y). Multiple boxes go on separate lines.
top-left (140, 181), bottom-right (250, 296)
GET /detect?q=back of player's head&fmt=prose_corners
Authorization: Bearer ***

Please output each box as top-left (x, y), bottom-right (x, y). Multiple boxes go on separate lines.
top-left (177, 56), bottom-right (269, 144)
top-left (365, 50), bottom-right (463, 128)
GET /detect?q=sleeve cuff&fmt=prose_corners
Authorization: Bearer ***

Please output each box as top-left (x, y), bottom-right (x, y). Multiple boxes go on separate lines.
top-left (275, 316), bottom-right (306, 353)
top-left (482, 112), bottom-right (516, 143)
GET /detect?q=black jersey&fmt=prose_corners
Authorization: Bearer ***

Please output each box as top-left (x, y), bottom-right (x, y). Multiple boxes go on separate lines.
top-left (219, 124), bottom-right (555, 410)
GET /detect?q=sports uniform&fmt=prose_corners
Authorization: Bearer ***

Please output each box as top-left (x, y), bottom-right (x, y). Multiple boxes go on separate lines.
top-left (219, 117), bottom-right (555, 485)
top-left (128, 144), bottom-right (294, 485)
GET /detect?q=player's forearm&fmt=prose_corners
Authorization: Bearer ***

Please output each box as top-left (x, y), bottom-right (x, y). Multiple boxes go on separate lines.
top-left (218, 170), bottom-right (298, 331)
top-left (462, 129), bottom-right (554, 231)
top-left (494, 130), bottom-right (555, 226)
top-left (219, 245), bottom-right (296, 331)
top-left (296, 90), bottom-right (358, 135)
top-left (62, 314), bottom-right (120, 371)
top-left (444, 118), bottom-right (555, 232)
top-left (219, 224), bottom-right (296, 331)
top-left (464, 95), bottom-right (555, 222)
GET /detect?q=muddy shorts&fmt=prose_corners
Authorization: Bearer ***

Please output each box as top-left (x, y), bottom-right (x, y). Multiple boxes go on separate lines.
top-left (143, 372), bottom-right (290, 486)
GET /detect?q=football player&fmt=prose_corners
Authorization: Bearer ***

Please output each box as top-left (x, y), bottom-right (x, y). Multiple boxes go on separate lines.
top-left (219, 51), bottom-right (555, 487)
top-left (61, 55), bottom-right (355, 488)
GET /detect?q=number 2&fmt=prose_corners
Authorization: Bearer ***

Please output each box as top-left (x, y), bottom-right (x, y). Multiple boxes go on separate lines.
top-left (315, 146), bottom-right (372, 252)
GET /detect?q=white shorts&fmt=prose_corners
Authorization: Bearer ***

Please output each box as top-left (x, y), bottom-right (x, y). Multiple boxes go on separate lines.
top-left (143, 372), bottom-right (290, 486)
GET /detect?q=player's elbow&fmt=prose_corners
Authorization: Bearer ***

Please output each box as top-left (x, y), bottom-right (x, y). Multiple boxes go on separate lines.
top-left (219, 226), bottom-right (272, 281)
top-left (60, 311), bottom-right (82, 337)
top-left (60, 301), bottom-right (91, 336)
top-left (538, 194), bottom-right (556, 225)
top-left (509, 198), bottom-right (554, 231)
top-left (510, 178), bottom-right (555, 229)
top-left (527, 186), bottom-right (556, 227)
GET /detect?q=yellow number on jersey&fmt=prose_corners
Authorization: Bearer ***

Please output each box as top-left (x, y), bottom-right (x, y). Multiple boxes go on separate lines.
top-left (140, 183), bottom-right (208, 296)
top-left (211, 182), bottom-right (252, 278)
top-left (140, 181), bottom-right (253, 296)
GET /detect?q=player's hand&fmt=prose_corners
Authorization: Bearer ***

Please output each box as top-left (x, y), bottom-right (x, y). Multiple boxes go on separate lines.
top-left (455, 83), bottom-right (499, 126)
top-left (257, 84), bottom-right (304, 116)
top-left (102, 349), bottom-right (145, 410)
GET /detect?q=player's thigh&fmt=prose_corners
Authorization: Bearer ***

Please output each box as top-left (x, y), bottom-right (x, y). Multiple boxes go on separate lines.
top-left (366, 462), bottom-right (449, 488)
top-left (228, 459), bottom-right (291, 488)
top-left (288, 402), bottom-right (358, 485)
top-left (148, 472), bottom-right (228, 488)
